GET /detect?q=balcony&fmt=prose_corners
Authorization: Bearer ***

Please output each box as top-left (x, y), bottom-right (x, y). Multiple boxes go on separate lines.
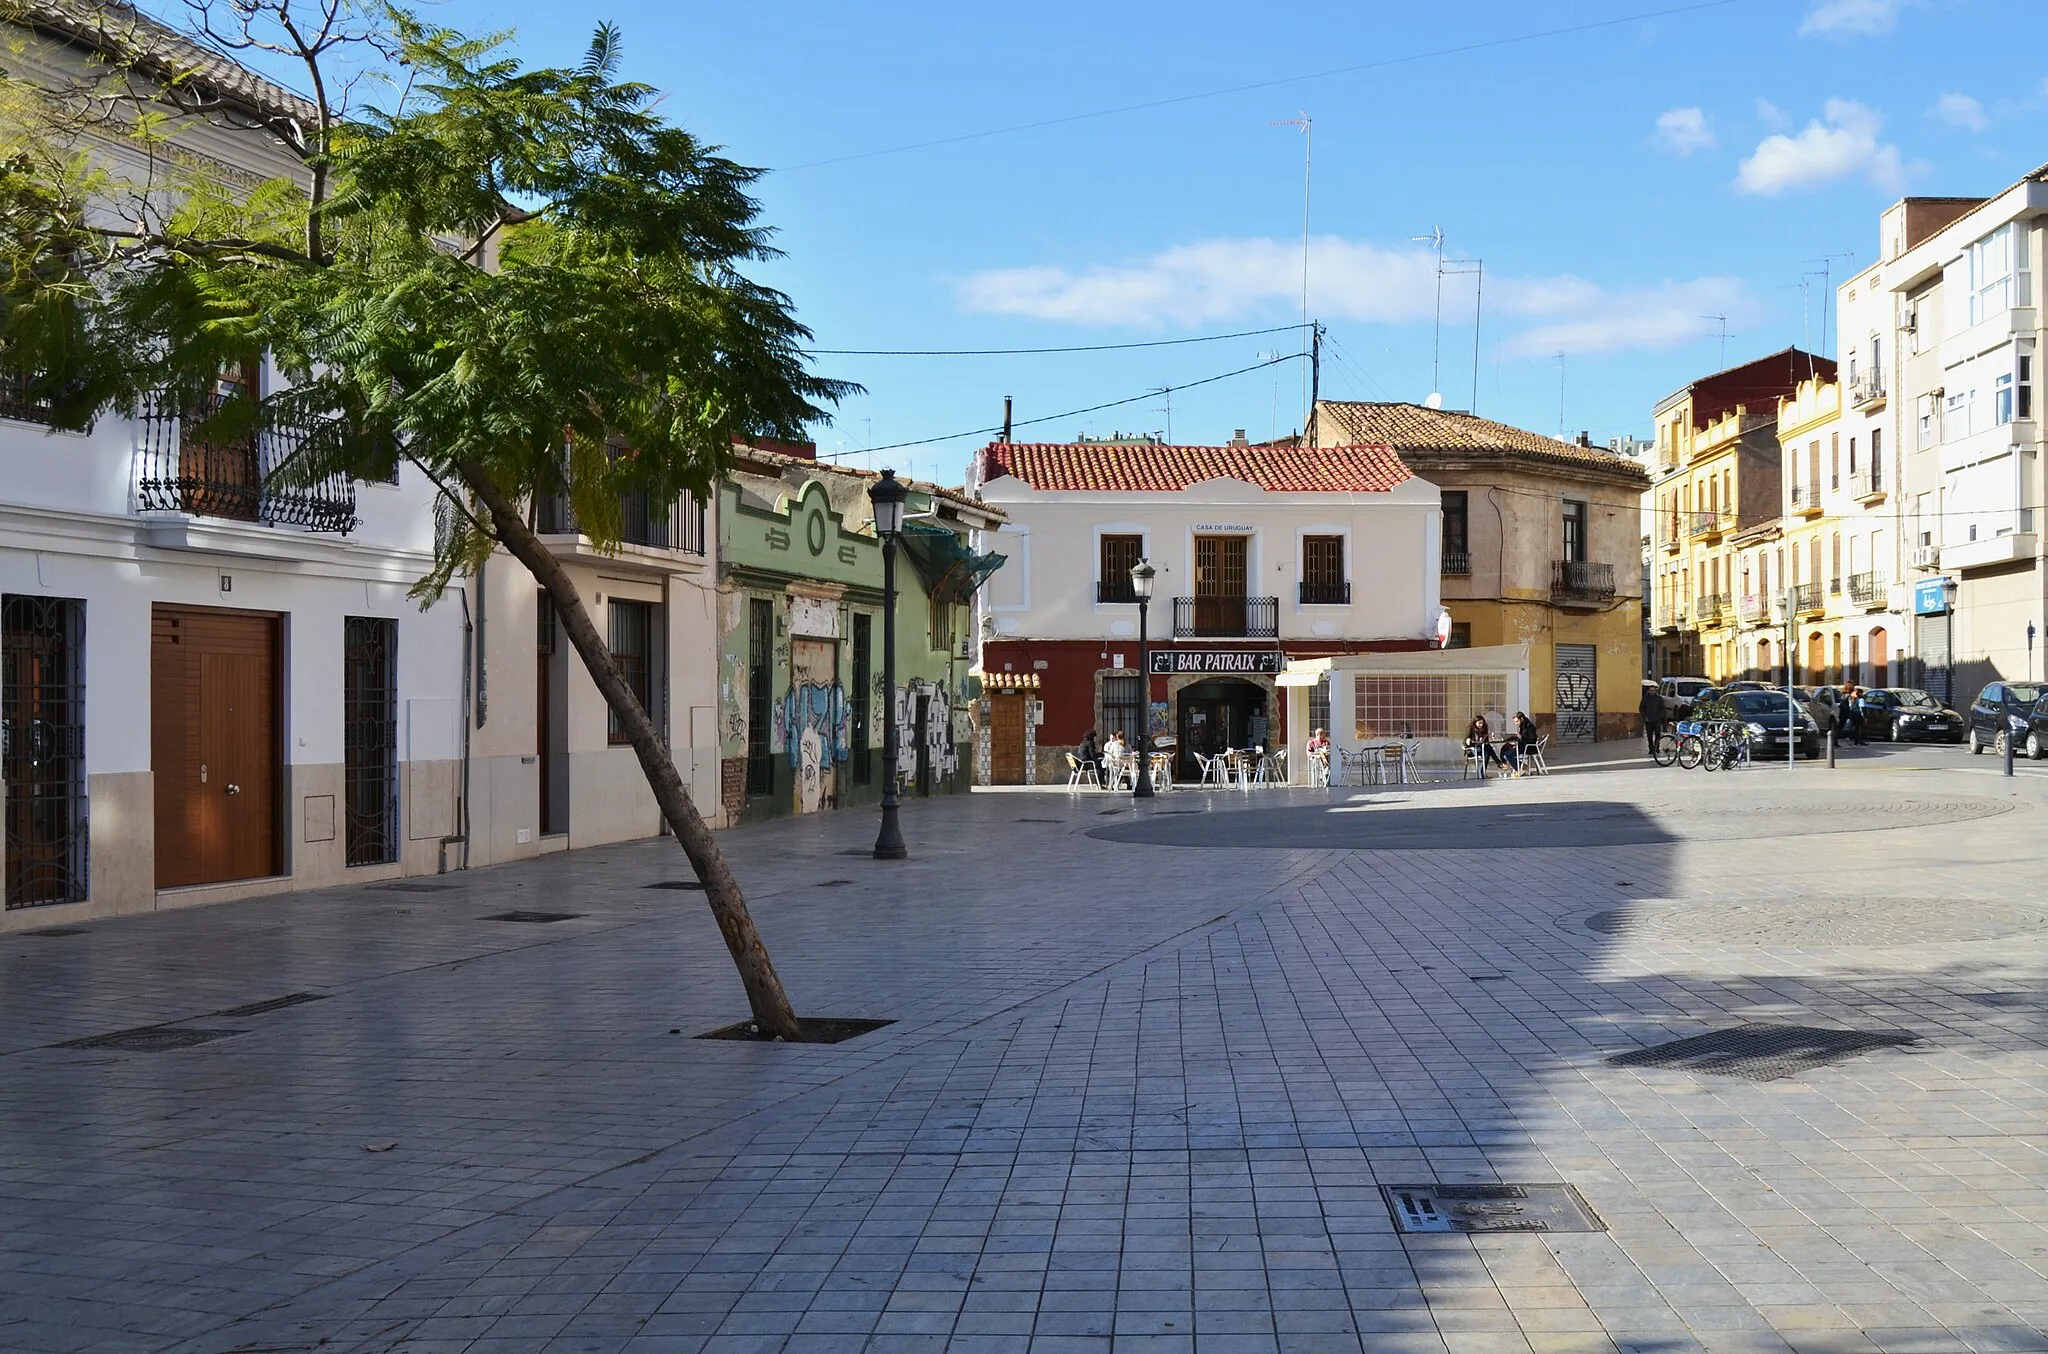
top-left (1687, 510), bottom-right (1726, 540)
top-left (135, 392), bottom-right (359, 534)
top-left (1695, 592), bottom-right (1728, 624)
top-left (1171, 595), bottom-right (1279, 639)
top-left (1739, 593), bottom-right (1770, 624)
top-left (1660, 525), bottom-right (1682, 554)
top-left (1855, 465), bottom-right (1886, 505)
top-left (1849, 373), bottom-right (1887, 412)
top-left (538, 488), bottom-right (706, 555)
top-left (1550, 560), bottom-right (1615, 607)
top-left (1297, 580), bottom-right (1352, 605)
top-left (0, 369), bottom-right (58, 427)
top-left (1096, 580), bottom-right (1137, 603)
top-left (1848, 571), bottom-right (1887, 608)
top-left (1790, 582), bottom-right (1822, 616)
top-left (1441, 550), bottom-right (1471, 576)
top-left (1790, 478), bottom-right (1823, 517)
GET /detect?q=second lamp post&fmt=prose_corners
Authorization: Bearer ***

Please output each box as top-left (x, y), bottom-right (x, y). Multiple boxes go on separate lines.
top-left (870, 469), bottom-right (909, 858)
top-left (1131, 559), bottom-right (1155, 799)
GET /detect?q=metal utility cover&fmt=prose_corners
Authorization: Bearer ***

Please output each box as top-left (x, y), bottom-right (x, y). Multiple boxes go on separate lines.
top-left (1606, 1023), bottom-right (1916, 1081)
top-left (59, 1027), bottom-right (242, 1052)
top-left (481, 910), bottom-right (583, 924)
top-left (1381, 1183), bottom-right (1604, 1235)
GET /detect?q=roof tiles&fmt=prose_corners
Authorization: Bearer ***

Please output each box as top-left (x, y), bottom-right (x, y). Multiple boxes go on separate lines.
top-left (1316, 402), bottom-right (1648, 480)
top-left (979, 441), bottom-right (1410, 494)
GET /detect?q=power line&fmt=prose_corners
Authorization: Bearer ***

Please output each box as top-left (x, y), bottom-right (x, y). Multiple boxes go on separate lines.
top-left (810, 323), bottom-right (1309, 357)
top-left (826, 354), bottom-right (1304, 459)
top-left (778, 0), bottom-right (1757, 172)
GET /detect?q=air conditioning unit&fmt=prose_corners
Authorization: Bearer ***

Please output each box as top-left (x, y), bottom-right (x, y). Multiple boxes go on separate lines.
top-left (1899, 301), bottom-right (1917, 332)
top-left (1909, 545), bottom-right (1941, 570)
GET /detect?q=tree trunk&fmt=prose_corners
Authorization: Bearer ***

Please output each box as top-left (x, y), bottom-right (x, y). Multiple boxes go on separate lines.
top-left (454, 457), bottom-right (802, 1040)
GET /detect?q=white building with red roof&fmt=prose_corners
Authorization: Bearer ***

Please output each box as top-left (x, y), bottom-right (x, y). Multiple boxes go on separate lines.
top-left (967, 433), bottom-right (1442, 784)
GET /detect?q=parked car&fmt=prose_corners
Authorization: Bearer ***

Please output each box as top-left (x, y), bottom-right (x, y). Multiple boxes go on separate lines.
top-left (1659, 676), bottom-right (1715, 719)
top-left (1701, 689), bottom-right (1821, 757)
top-left (1857, 688), bottom-right (1964, 743)
top-left (1791, 685), bottom-right (1840, 730)
top-left (1967, 682), bottom-right (2048, 757)
top-left (1722, 680), bottom-right (1772, 693)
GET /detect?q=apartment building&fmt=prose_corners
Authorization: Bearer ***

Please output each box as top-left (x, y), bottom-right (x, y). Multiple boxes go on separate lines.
top-left (1647, 349), bottom-right (1835, 680)
top-left (1878, 175), bottom-right (2046, 702)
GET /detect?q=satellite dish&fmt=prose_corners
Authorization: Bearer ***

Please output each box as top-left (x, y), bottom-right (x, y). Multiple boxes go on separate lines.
top-left (1424, 392), bottom-right (1443, 410)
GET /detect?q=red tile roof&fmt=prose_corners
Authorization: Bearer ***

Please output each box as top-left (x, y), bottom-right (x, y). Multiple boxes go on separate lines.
top-left (978, 441), bottom-right (1410, 494)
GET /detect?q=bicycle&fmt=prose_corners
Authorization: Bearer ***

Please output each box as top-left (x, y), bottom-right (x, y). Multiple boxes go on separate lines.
top-left (1701, 720), bottom-right (1751, 771)
top-left (1674, 720), bottom-right (1706, 769)
top-left (1650, 728), bottom-right (1680, 767)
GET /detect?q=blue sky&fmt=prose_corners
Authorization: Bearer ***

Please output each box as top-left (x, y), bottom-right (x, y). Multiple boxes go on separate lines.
top-left (280, 0), bottom-right (2048, 479)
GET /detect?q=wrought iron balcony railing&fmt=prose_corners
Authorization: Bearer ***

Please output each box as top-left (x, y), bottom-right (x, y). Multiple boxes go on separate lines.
top-left (1551, 560), bottom-right (1615, 604)
top-left (135, 392), bottom-right (358, 533)
top-left (1096, 580), bottom-right (1137, 603)
top-left (1695, 593), bottom-right (1728, 623)
top-left (0, 369), bottom-right (58, 427)
top-left (538, 488), bottom-right (706, 554)
top-left (1739, 593), bottom-right (1770, 623)
top-left (1688, 510), bottom-right (1725, 537)
top-left (1441, 550), bottom-right (1471, 575)
top-left (1790, 582), bottom-right (1822, 614)
top-left (1171, 595), bottom-right (1279, 639)
top-left (1848, 571), bottom-right (1887, 606)
top-left (1297, 580), bottom-right (1351, 605)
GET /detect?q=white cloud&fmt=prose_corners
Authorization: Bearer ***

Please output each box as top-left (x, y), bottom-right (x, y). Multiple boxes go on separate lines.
top-left (1494, 278), bottom-right (1757, 360)
top-left (1799, 0), bottom-right (1916, 37)
top-left (1654, 106), bottom-right (1716, 156)
top-left (1735, 99), bottom-right (1908, 195)
top-left (1932, 91), bottom-right (1987, 132)
top-left (1755, 98), bottom-right (1789, 129)
top-left (955, 236), bottom-right (1756, 361)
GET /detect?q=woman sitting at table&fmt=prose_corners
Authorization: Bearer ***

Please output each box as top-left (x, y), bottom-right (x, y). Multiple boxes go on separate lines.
top-left (1464, 714), bottom-right (1502, 767)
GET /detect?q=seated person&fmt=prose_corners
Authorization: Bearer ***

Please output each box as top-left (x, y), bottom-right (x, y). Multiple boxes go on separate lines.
top-left (1306, 727), bottom-right (1330, 759)
top-left (1463, 715), bottom-right (1503, 766)
top-left (1101, 731), bottom-right (1128, 762)
top-left (1077, 729), bottom-right (1101, 765)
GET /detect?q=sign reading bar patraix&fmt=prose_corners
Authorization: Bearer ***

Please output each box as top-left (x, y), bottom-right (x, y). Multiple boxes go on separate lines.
top-left (1149, 650), bottom-right (1285, 675)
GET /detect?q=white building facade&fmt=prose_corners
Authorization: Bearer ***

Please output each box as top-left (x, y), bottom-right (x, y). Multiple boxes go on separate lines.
top-left (968, 436), bottom-right (1441, 784)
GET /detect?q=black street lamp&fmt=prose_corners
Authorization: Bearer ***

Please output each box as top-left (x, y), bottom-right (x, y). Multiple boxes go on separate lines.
top-left (1130, 559), bottom-right (1156, 800)
top-left (870, 469), bottom-right (909, 859)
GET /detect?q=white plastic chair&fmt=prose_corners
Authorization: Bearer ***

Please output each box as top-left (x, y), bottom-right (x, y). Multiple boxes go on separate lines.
top-left (1307, 749), bottom-right (1331, 788)
top-left (1521, 736), bottom-right (1551, 776)
top-left (1461, 742), bottom-right (1489, 780)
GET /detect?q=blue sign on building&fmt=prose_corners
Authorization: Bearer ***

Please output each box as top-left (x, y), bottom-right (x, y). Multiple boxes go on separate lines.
top-left (1913, 577), bottom-right (1953, 615)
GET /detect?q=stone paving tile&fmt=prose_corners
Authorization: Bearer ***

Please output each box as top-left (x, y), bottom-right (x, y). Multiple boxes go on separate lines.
top-left (4, 751), bottom-right (2048, 1351)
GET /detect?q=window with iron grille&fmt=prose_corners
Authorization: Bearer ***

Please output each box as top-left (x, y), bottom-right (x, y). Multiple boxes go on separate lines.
top-left (746, 598), bottom-right (775, 793)
top-left (1300, 536), bottom-right (1347, 604)
top-left (3, 596), bottom-right (88, 908)
top-left (1101, 674), bottom-right (1144, 748)
top-left (1098, 534), bottom-right (1142, 601)
top-left (342, 616), bottom-right (398, 866)
top-left (851, 613), bottom-right (872, 785)
top-left (608, 600), bottom-right (655, 747)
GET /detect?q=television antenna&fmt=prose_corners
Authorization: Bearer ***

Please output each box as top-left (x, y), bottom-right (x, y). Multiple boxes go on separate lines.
top-left (1411, 226), bottom-right (1445, 396)
top-left (1700, 314), bottom-right (1727, 369)
top-left (1270, 113), bottom-right (1312, 414)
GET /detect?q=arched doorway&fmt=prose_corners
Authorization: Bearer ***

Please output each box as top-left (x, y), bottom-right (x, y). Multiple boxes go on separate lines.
top-left (1807, 632), bottom-right (1826, 686)
top-left (1870, 627), bottom-right (1889, 687)
top-left (1758, 636), bottom-right (1773, 677)
top-left (1174, 677), bottom-right (1269, 778)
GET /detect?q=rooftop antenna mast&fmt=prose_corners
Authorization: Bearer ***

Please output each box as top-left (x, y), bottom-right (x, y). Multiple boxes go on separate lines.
top-left (1437, 256), bottom-right (1483, 413)
top-left (1806, 250), bottom-right (1855, 360)
top-left (1412, 226), bottom-right (1446, 398)
top-left (1701, 314), bottom-right (1728, 369)
top-left (1153, 386), bottom-right (1172, 444)
top-left (1271, 113), bottom-right (1313, 416)
top-left (1555, 352), bottom-right (1567, 438)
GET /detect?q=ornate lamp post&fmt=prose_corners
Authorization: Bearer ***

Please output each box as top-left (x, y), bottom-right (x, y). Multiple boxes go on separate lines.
top-left (869, 470), bottom-right (909, 859)
top-left (1131, 559), bottom-right (1156, 800)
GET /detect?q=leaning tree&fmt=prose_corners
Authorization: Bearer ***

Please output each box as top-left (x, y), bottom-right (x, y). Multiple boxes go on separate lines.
top-left (0, 0), bottom-right (853, 1039)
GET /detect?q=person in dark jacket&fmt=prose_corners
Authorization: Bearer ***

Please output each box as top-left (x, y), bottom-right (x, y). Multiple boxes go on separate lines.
top-left (1639, 680), bottom-right (1666, 755)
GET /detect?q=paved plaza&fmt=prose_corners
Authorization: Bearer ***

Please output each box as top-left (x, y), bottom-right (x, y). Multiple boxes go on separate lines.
top-left (7, 744), bottom-right (2048, 1354)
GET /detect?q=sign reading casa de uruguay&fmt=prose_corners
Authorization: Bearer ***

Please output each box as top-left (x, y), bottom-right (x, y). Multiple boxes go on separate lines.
top-left (1149, 650), bottom-right (1286, 675)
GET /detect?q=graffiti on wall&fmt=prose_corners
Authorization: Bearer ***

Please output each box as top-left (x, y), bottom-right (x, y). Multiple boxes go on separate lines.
top-left (888, 679), bottom-right (959, 789)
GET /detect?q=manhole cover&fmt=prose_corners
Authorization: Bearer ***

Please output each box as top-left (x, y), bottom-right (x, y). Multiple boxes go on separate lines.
top-left (645, 880), bottom-right (705, 890)
top-left (481, 911), bottom-right (582, 924)
top-left (58, 1027), bottom-right (241, 1052)
top-left (377, 882), bottom-right (456, 894)
top-left (697, 1017), bottom-right (894, 1044)
top-left (1381, 1184), bottom-right (1603, 1234)
top-left (25, 927), bottom-right (85, 937)
top-left (212, 993), bottom-right (327, 1018)
top-left (1606, 1023), bottom-right (1916, 1081)
top-left (1583, 899), bottom-right (2048, 946)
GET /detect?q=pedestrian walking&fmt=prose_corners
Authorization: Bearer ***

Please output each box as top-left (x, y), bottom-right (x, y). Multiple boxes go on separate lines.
top-left (1639, 679), bottom-right (1666, 757)
top-left (1843, 686), bottom-right (1867, 746)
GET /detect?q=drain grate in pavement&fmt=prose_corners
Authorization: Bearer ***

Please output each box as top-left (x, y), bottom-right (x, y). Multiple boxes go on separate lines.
top-left (376, 882), bottom-right (456, 894)
top-left (1381, 1183), bottom-right (1604, 1234)
top-left (1607, 1022), bottom-right (1917, 1081)
top-left (211, 993), bottom-right (328, 1019)
top-left (481, 910), bottom-right (583, 924)
top-left (645, 880), bottom-right (706, 891)
top-left (25, 927), bottom-right (85, 937)
top-left (697, 1017), bottom-right (894, 1044)
top-left (58, 1027), bottom-right (242, 1052)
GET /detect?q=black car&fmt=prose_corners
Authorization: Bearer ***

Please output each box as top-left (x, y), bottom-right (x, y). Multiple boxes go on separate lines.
top-left (1967, 682), bottom-right (2048, 757)
top-left (1857, 688), bottom-right (1964, 743)
top-left (1703, 689), bottom-right (1821, 757)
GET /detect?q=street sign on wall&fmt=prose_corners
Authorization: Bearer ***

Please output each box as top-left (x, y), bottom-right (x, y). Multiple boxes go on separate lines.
top-left (1149, 650), bottom-right (1285, 675)
top-left (1913, 578), bottom-right (1953, 615)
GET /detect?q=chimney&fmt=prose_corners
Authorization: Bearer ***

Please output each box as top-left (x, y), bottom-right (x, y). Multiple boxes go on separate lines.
top-left (1576, 430), bottom-right (1591, 447)
top-left (1001, 396), bottom-right (1013, 444)
top-left (1230, 428), bottom-right (1248, 447)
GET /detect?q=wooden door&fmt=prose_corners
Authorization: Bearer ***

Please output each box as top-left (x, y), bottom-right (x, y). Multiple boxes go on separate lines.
top-left (1193, 535), bottom-right (1248, 634)
top-left (989, 692), bottom-right (1026, 785)
top-left (152, 606), bottom-right (278, 888)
